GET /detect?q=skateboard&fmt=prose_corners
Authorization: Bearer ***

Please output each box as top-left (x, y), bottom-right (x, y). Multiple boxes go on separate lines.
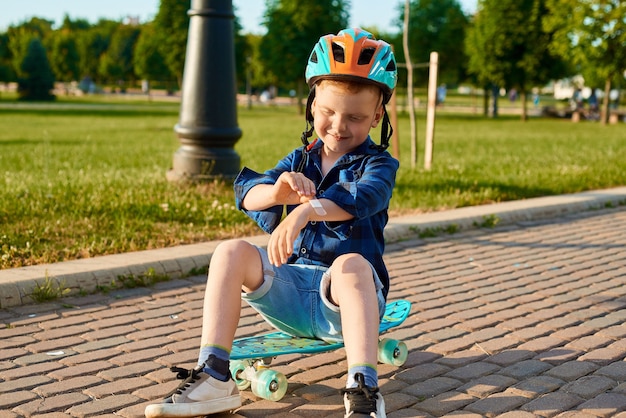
top-left (229, 299), bottom-right (411, 401)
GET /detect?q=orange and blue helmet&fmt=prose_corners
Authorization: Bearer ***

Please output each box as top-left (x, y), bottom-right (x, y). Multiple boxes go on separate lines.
top-left (305, 28), bottom-right (397, 104)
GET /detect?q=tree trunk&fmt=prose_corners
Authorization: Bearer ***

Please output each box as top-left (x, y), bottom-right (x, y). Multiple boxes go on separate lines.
top-left (492, 85), bottom-right (499, 118)
top-left (601, 78), bottom-right (611, 125)
top-left (483, 87), bottom-right (489, 117)
top-left (520, 90), bottom-right (528, 121)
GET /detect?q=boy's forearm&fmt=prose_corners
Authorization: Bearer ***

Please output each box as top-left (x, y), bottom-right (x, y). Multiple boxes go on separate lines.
top-left (241, 184), bottom-right (277, 211)
top-left (243, 185), bottom-right (353, 223)
top-left (302, 199), bottom-right (354, 222)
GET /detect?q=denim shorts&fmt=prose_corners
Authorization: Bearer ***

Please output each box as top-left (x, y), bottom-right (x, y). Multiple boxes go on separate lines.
top-left (241, 246), bottom-right (386, 343)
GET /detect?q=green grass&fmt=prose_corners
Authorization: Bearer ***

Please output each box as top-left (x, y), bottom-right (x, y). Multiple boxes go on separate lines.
top-left (1, 96), bottom-right (625, 268)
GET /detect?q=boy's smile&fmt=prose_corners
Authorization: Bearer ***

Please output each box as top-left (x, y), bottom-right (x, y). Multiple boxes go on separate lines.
top-left (311, 82), bottom-right (384, 160)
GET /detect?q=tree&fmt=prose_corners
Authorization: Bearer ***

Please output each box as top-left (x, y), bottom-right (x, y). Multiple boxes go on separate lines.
top-left (18, 37), bottom-right (55, 101)
top-left (98, 23), bottom-right (141, 88)
top-left (232, 10), bottom-right (251, 94)
top-left (544, 0), bottom-right (626, 124)
top-left (133, 23), bottom-right (173, 91)
top-left (464, 10), bottom-right (493, 116)
top-left (0, 33), bottom-right (16, 84)
top-left (465, 0), bottom-right (566, 120)
top-left (59, 14), bottom-right (91, 31)
top-left (153, 0), bottom-right (190, 88)
top-left (48, 30), bottom-right (80, 83)
top-left (76, 19), bottom-right (118, 82)
top-left (7, 18), bottom-right (54, 79)
top-left (395, 0), bottom-right (469, 86)
top-left (260, 0), bottom-right (349, 114)
top-left (243, 33), bottom-right (275, 95)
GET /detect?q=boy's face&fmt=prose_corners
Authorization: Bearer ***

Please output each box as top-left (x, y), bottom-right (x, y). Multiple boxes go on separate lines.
top-left (311, 82), bottom-right (384, 158)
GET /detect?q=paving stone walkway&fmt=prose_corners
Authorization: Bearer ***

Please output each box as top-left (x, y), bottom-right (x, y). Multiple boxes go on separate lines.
top-left (1, 204), bottom-right (625, 417)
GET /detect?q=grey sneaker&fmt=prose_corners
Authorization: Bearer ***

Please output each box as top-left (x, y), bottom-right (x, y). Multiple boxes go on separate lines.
top-left (342, 373), bottom-right (386, 418)
top-left (145, 366), bottom-right (241, 418)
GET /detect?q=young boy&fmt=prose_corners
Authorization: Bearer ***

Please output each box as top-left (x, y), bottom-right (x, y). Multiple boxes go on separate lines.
top-left (145, 28), bottom-right (398, 418)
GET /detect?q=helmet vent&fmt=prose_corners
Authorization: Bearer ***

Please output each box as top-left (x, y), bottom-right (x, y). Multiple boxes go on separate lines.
top-left (331, 42), bottom-right (345, 63)
top-left (358, 47), bottom-right (376, 65)
top-left (310, 51), bottom-right (318, 64)
top-left (386, 60), bottom-right (396, 71)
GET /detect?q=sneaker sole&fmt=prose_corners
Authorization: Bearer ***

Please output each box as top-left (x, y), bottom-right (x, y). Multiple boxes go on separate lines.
top-left (144, 394), bottom-right (241, 418)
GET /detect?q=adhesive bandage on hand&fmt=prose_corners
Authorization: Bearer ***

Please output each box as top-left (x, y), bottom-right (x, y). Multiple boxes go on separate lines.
top-left (309, 198), bottom-right (327, 216)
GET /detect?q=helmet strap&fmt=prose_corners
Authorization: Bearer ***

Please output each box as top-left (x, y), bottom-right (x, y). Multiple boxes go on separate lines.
top-left (301, 86), bottom-right (316, 147)
top-left (376, 105), bottom-right (392, 151)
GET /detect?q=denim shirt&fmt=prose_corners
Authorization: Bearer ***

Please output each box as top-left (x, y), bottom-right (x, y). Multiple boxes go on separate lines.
top-left (234, 137), bottom-right (399, 298)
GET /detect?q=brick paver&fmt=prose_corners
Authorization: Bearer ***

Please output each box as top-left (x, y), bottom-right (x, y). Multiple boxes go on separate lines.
top-left (0, 204), bottom-right (625, 417)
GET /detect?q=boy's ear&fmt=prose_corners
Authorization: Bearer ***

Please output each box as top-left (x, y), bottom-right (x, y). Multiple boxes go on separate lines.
top-left (371, 105), bottom-right (384, 128)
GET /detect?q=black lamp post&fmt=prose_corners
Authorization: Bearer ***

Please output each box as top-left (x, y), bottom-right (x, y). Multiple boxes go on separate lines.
top-left (167, 0), bottom-right (241, 182)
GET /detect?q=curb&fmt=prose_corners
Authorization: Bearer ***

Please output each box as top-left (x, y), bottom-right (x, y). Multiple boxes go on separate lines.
top-left (1, 187), bottom-right (625, 308)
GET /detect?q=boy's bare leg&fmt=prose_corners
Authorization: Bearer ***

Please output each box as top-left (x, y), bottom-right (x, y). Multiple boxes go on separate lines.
top-left (200, 239), bottom-right (264, 350)
top-left (145, 239), bottom-right (262, 417)
top-left (330, 254), bottom-right (386, 416)
top-left (329, 254), bottom-right (380, 371)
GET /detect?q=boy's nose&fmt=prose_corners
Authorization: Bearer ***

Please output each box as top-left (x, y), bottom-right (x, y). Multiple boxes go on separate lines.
top-left (332, 115), bottom-right (347, 133)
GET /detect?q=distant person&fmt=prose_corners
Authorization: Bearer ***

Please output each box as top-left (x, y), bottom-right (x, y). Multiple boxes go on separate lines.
top-left (587, 89), bottom-right (598, 112)
top-left (259, 89), bottom-right (271, 103)
top-left (436, 83), bottom-right (447, 105)
top-left (572, 88), bottom-right (583, 111)
top-left (588, 89), bottom-right (599, 116)
top-left (145, 28), bottom-right (399, 418)
top-left (533, 92), bottom-right (540, 107)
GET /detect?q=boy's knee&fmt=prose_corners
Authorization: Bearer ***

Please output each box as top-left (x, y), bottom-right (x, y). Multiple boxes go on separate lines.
top-left (211, 240), bottom-right (264, 291)
top-left (327, 254), bottom-right (375, 307)
top-left (214, 239), bottom-right (255, 259)
top-left (332, 253), bottom-right (371, 276)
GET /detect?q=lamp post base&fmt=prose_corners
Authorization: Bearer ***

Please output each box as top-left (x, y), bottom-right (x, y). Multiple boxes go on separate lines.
top-left (166, 145), bottom-right (241, 182)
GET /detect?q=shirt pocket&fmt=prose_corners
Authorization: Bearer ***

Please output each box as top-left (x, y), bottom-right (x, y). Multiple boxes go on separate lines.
top-left (338, 168), bottom-right (362, 184)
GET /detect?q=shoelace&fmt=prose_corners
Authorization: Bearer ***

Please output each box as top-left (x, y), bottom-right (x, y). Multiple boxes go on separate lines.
top-left (170, 366), bottom-right (202, 395)
top-left (341, 374), bottom-right (379, 414)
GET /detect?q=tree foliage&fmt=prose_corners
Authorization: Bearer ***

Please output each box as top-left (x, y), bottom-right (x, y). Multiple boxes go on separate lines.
top-left (18, 37), bottom-right (55, 101)
top-left (260, 0), bottom-right (349, 102)
top-left (133, 23), bottom-right (172, 85)
top-left (98, 24), bottom-right (141, 86)
top-left (48, 30), bottom-right (80, 82)
top-left (0, 33), bottom-right (15, 82)
top-left (76, 19), bottom-right (118, 82)
top-left (7, 18), bottom-right (53, 79)
top-left (544, 0), bottom-right (626, 123)
top-left (243, 33), bottom-right (275, 94)
top-left (153, 0), bottom-right (190, 87)
top-left (233, 9), bottom-right (251, 94)
top-left (395, 0), bottom-right (469, 86)
top-left (60, 14), bottom-right (91, 31)
top-left (465, 0), bottom-right (566, 120)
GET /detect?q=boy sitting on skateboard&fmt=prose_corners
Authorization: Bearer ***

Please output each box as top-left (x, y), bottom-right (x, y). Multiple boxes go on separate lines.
top-left (146, 28), bottom-right (398, 418)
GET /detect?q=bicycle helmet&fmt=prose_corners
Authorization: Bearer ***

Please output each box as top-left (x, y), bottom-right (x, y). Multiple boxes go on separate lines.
top-left (301, 28), bottom-right (397, 151)
top-left (306, 28), bottom-right (397, 103)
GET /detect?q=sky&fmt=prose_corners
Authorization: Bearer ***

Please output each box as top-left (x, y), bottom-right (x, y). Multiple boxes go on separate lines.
top-left (0, 0), bottom-right (477, 34)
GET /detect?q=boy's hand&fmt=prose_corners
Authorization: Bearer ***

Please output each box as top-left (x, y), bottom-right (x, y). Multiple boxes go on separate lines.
top-left (271, 172), bottom-right (316, 205)
top-left (267, 204), bottom-right (311, 267)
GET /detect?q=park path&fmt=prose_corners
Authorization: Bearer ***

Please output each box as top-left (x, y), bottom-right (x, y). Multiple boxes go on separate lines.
top-left (1, 192), bottom-right (626, 417)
